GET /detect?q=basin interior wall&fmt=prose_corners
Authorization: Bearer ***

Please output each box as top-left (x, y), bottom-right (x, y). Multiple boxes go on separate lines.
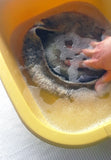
top-left (0, 0), bottom-right (111, 147)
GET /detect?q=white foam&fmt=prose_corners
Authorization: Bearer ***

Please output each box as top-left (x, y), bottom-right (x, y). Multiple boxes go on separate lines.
top-left (53, 66), bottom-right (61, 74)
top-left (51, 32), bottom-right (94, 61)
top-left (68, 65), bottom-right (79, 82)
top-left (68, 59), bottom-right (80, 82)
top-left (28, 84), bottom-right (111, 133)
top-left (46, 32), bottom-right (99, 83)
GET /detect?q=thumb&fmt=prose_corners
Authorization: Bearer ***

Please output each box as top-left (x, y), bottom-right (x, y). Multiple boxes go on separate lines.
top-left (95, 71), bottom-right (111, 92)
top-left (100, 71), bottom-right (111, 83)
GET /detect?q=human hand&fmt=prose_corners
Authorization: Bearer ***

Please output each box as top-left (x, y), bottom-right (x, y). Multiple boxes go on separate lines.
top-left (82, 36), bottom-right (111, 92)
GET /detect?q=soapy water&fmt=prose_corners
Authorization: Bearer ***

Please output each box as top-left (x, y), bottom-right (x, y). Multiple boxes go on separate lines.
top-left (55, 33), bottom-right (92, 60)
top-left (45, 32), bottom-right (104, 83)
top-left (27, 85), bottom-right (111, 132)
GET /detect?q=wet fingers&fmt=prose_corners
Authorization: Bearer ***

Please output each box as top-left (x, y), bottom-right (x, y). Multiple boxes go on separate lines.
top-left (95, 71), bottom-right (111, 96)
top-left (82, 48), bottom-right (96, 57)
top-left (82, 59), bottom-right (101, 69)
top-left (90, 41), bottom-right (99, 47)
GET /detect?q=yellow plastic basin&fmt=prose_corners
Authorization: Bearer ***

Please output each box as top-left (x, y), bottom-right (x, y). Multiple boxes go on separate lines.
top-left (0, 0), bottom-right (111, 148)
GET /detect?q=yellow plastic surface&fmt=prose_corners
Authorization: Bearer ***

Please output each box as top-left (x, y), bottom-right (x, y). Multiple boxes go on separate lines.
top-left (0, 0), bottom-right (111, 147)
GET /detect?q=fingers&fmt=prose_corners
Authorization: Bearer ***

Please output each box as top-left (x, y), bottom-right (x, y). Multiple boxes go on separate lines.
top-left (82, 59), bottom-right (101, 69)
top-left (104, 36), bottom-right (110, 40)
top-left (90, 41), bottom-right (99, 48)
top-left (82, 48), bottom-right (96, 57)
top-left (100, 71), bottom-right (111, 83)
top-left (95, 71), bottom-right (111, 88)
top-left (81, 41), bottom-right (100, 57)
top-left (81, 41), bottom-right (99, 57)
top-left (95, 71), bottom-right (111, 93)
